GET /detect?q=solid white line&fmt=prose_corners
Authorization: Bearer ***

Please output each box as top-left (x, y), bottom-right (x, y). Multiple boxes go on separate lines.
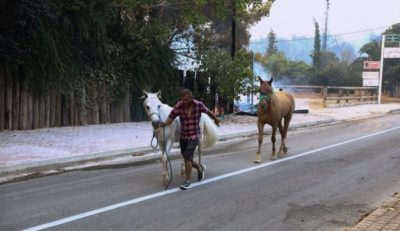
top-left (22, 126), bottom-right (400, 231)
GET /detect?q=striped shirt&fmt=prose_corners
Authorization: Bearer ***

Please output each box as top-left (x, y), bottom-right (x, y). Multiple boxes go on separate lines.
top-left (169, 99), bottom-right (209, 140)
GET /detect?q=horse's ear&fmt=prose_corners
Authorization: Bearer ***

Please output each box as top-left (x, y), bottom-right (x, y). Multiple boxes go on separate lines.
top-left (268, 78), bottom-right (273, 85)
top-left (156, 90), bottom-right (162, 99)
top-left (258, 76), bottom-right (263, 83)
top-left (141, 90), bottom-right (148, 99)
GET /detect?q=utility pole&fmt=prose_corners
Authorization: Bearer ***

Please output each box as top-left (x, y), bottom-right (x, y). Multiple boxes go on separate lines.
top-left (322, 0), bottom-right (330, 52)
top-left (231, 0), bottom-right (236, 59)
top-left (378, 35), bottom-right (385, 104)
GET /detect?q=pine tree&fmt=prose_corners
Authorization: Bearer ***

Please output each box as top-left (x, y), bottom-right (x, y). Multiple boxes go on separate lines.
top-left (266, 30), bottom-right (278, 56)
top-left (311, 20), bottom-right (322, 68)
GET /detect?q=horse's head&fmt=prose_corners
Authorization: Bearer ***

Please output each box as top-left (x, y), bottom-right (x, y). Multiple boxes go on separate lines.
top-left (258, 76), bottom-right (274, 110)
top-left (142, 90), bottom-right (163, 129)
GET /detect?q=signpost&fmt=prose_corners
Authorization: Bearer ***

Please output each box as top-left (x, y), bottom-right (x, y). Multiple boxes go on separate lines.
top-left (378, 34), bottom-right (400, 104)
top-left (386, 34), bottom-right (400, 42)
top-left (362, 72), bottom-right (379, 87)
top-left (363, 61), bottom-right (380, 69)
top-left (362, 72), bottom-right (379, 86)
top-left (363, 61), bottom-right (380, 87)
top-left (384, 48), bottom-right (400, 58)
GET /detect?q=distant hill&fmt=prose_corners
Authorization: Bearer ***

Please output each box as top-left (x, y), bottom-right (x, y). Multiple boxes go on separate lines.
top-left (249, 33), bottom-right (381, 65)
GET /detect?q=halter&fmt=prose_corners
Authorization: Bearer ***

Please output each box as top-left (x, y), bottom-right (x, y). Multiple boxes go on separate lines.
top-left (259, 88), bottom-right (274, 110)
top-left (148, 112), bottom-right (160, 119)
top-left (147, 111), bottom-right (161, 149)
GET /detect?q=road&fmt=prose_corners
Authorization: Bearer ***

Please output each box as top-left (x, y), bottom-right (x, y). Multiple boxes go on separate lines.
top-left (1, 114), bottom-right (400, 231)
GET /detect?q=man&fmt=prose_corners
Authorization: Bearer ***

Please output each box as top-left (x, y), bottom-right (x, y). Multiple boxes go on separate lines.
top-left (159, 89), bottom-right (220, 190)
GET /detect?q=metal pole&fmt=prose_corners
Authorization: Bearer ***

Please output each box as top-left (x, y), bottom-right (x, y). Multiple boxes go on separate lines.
top-left (378, 35), bottom-right (385, 104)
top-left (250, 52), bottom-right (254, 114)
top-left (231, 1), bottom-right (236, 59)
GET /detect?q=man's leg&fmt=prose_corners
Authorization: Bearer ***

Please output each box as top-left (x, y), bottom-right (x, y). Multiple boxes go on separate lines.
top-left (180, 140), bottom-right (199, 189)
top-left (192, 160), bottom-right (205, 181)
top-left (185, 160), bottom-right (193, 181)
top-left (192, 161), bottom-right (202, 174)
top-left (183, 140), bottom-right (199, 180)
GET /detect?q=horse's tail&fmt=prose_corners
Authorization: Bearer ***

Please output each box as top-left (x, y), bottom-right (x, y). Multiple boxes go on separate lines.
top-left (199, 113), bottom-right (218, 149)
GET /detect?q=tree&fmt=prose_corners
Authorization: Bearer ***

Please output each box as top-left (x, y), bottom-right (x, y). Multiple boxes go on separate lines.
top-left (0, 0), bottom-right (278, 122)
top-left (359, 40), bottom-right (381, 60)
top-left (199, 49), bottom-right (253, 111)
top-left (311, 20), bottom-right (322, 68)
top-left (266, 30), bottom-right (278, 56)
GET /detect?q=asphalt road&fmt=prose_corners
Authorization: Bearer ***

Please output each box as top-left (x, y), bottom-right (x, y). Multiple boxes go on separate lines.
top-left (1, 114), bottom-right (400, 231)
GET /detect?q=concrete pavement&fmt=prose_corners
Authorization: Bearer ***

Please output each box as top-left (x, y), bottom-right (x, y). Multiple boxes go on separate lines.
top-left (1, 102), bottom-right (400, 230)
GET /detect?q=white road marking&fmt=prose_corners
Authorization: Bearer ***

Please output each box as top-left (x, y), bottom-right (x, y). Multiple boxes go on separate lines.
top-left (22, 126), bottom-right (400, 231)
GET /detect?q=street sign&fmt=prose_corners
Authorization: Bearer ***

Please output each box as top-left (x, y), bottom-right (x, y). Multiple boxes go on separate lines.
top-left (363, 61), bottom-right (380, 69)
top-left (363, 78), bottom-right (379, 87)
top-left (385, 34), bottom-right (400, 42)
top-left (362, 71), bottom-right (379, 78)
top-left (384, 47), bottom-right (400, 58)
top-left (362, 72), bottom-right (379, 87)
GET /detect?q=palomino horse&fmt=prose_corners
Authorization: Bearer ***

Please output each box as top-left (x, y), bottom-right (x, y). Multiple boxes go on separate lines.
top-left (255, 76), bottom-right (295, 162)
top-left (142, 90), bottom-right (218, 187)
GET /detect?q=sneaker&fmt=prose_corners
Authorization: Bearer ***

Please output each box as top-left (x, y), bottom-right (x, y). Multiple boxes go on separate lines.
top-left (198, 164), bottom-right (206, 182)
top-left (179, 180), bottom-right (191, 190)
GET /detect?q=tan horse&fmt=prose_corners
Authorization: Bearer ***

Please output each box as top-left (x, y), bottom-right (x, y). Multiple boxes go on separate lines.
top-left (255, 76), bottom-right (295, 162)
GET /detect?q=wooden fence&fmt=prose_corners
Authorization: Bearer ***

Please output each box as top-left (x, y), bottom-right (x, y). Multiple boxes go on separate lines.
top-left (0, 66), bottom-right (137, 131)
top-left (0, 78), bottom-right (132, 132)
top-left (322, 86), bottom-right (378, 107)
top-left (0, 68), bottom-right (212, 131)
top-left (276, 85), bottom-right (379, 107)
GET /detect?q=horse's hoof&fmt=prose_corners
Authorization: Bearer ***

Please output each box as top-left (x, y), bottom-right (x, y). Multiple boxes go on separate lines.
top-left (162, 178), bottom-right (169, 186)
top-left (270, 156), bottom-right (277, 160)
top-left (254, 159), bottom-right (261, 164)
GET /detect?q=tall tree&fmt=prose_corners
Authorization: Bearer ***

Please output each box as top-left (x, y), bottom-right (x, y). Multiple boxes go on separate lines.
top-left (311, 20), bottom-right (322, 68)
top-left (266, 30), bottom-right (278, 56)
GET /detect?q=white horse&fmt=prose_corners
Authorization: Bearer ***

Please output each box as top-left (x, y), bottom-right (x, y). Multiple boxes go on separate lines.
top-left (142, 90), bottom-right (218, 187)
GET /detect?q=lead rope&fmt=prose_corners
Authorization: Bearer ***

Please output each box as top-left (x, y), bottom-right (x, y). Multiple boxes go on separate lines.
top-left (151, 132), bottom-right (158, 149)
top-left (148, 112), bottom-right (160, 149)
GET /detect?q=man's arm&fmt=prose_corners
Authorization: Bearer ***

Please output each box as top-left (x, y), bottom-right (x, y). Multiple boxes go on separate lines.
top-left (159, 117), bottom-right (173, 128)
top-left (206, 110), bottom-right (220, 127)
top-left (159, 102), bottom-right (180, 128)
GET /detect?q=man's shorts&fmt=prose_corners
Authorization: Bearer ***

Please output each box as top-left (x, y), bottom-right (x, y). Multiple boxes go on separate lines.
top-left (179, 139), bottom-right (199, 161)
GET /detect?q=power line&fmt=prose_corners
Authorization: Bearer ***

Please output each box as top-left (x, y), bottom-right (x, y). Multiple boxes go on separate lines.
top-left (249, 26), bottom-right (389, 44)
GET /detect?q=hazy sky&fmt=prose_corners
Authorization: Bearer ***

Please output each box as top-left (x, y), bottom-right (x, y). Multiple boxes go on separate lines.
top-left (249, 0), bottom-right (400, 42)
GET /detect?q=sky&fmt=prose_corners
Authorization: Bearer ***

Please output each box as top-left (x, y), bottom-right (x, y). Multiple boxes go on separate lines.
top-left (249, 0), bottom-right (400, 43)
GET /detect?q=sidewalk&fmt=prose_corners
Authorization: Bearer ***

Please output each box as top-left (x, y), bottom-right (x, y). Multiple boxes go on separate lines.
top-left (1, 102), bottom-right (400, 230)
top-left (349, 192), bottom-right (400, 231)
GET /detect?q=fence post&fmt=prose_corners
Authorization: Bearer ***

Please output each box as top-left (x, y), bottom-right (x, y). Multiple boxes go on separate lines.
top-left (337, 88), bottom-right (342, 105)
top-left (323, 87), bottom-right (327, 107)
